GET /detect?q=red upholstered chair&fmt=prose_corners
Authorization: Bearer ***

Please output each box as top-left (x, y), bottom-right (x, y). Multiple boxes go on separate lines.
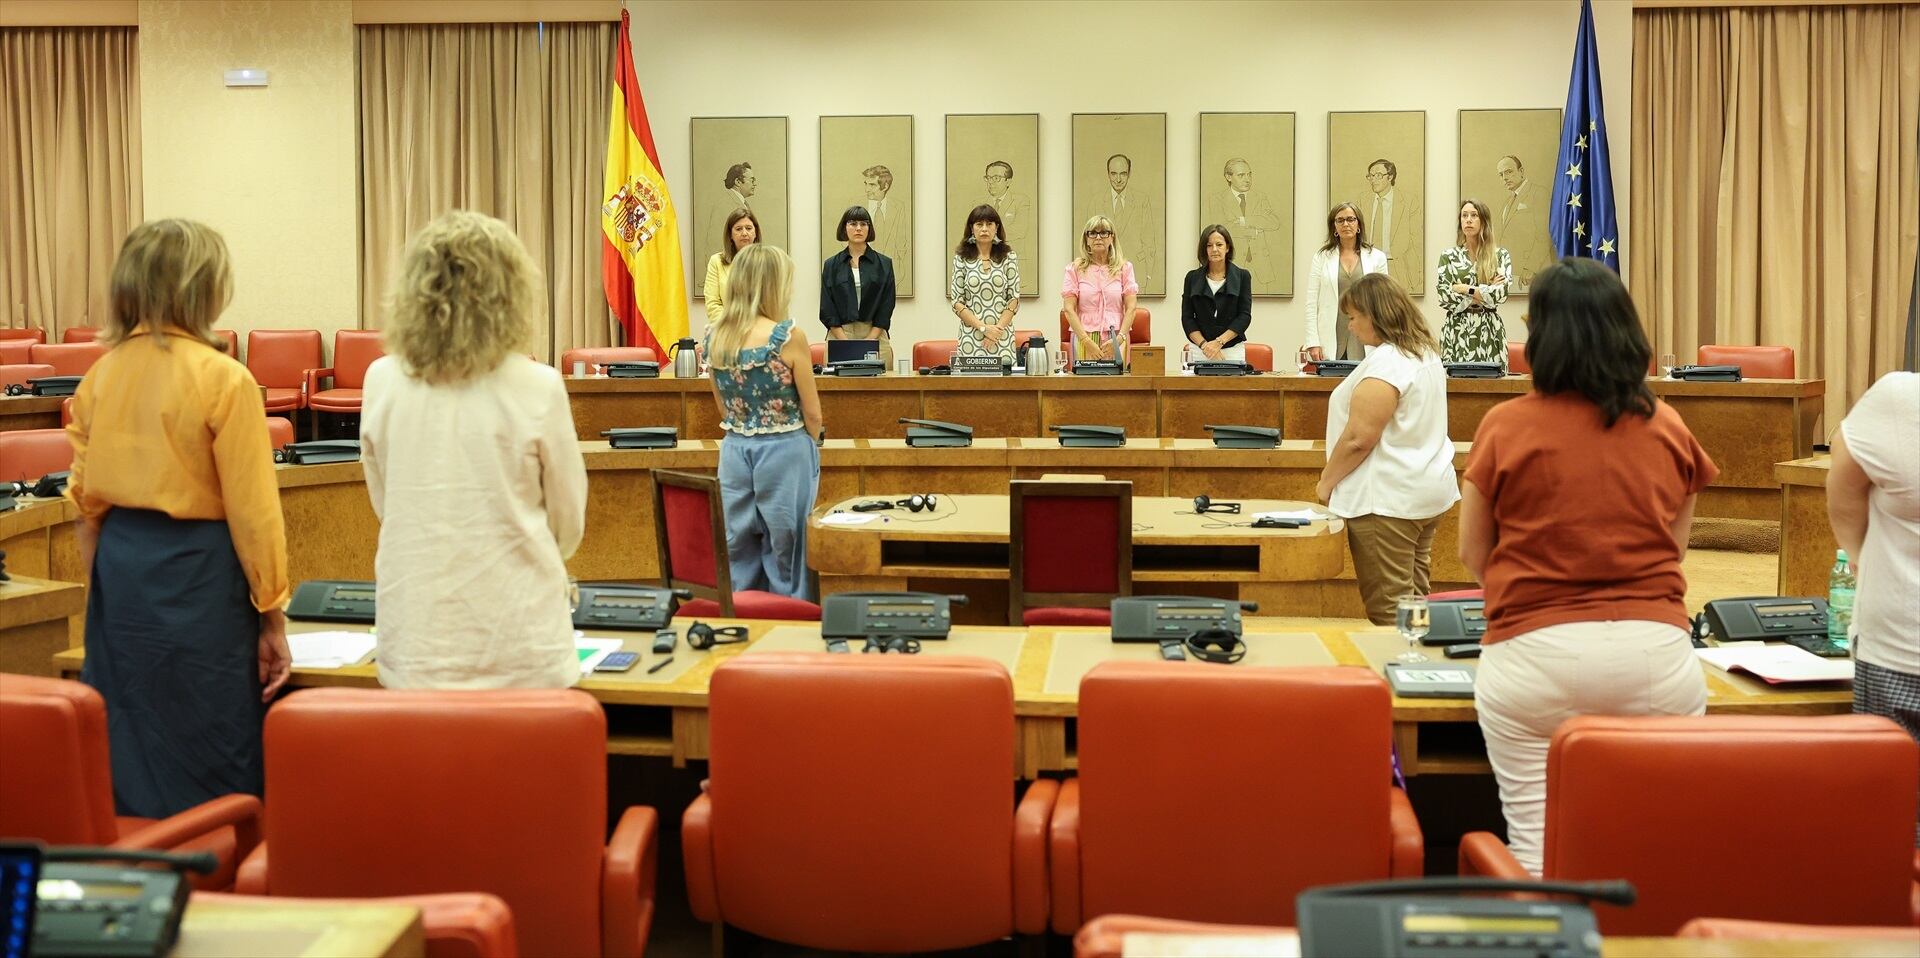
top-left (194, 892), bottom-right (518, 958)
top-left (265, 416), bottom-right (294, 452)
top-left (1459, 715), bottom-right (1920, 934)
top-left (0, 328), bottom-right (46, 343)
top-left (912, 339), bottom-right (957, 369)
top-left (1053, 663), bottom-right (1421, 933)
top-left (61, 326), bottom-right (99, 343)
top-left (0, 340), bottom-right (32, 364)
top-left (246, 329), bottom-right (323, 415)
top-left (1698, 344), bottom-right (1795, 379)
top-left (0, 675), bottom-right (262, 890)
top-left (0, 428), bottom-right (72, 482)
top-left (809, 341), bottom-right (826, 366)
top-left (1428, 589), bottom-right (1484, 601)
top-left (558, 346), bottom-right (657, 371)
top-left (1010, 479), bottom-right (1131, 626)
top-left (304, 329), bottom-right (384, 435)
top-left (236, 688), bottom-right (657, 958)
top-left (651, 468), bottom-right (821, 620)
top-left (1506, 341), bottom-right (1530, 374)
top-left (0, 363), bottom-right (53, 390)
top-left (1243, 343), bottom-right (1273, 371)
top-left (1075, 915), bottom-right (1297, 958)
top-left (30, 341), bottom-right (108, 377)
top-left (1678, 918), bottom-right (1920, 943)
top-left (685, 653), bottom-right (1056, 952)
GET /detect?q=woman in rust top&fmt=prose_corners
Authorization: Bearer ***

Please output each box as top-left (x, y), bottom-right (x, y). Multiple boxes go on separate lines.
top-left (1459, 257), bottom-right (1716, 876)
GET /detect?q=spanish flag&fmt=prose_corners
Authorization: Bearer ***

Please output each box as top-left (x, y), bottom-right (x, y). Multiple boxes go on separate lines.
top-left (601, 9), bottom-right (687, 354)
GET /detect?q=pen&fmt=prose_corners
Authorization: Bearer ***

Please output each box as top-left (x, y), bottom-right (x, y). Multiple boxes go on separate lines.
top-left (647, 656), bottom-right (673, 674)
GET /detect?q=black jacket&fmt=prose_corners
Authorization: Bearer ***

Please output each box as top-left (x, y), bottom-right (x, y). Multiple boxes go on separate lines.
top-left (819, 247), bottom-right (896, 330)
top-left (1180, 264), bottom-right (1253, 343)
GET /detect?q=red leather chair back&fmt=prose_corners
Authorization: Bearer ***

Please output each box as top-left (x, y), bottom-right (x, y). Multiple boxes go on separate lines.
top-left (0, 328), bottom-right (46, 343)
top-left (913, 339), bottom-right (957, 369)
top-left (0, 428), bottom-right (74, 482)
top-left (261, 688), bottom-right (609, 957)
top-left (1697, 344), bottom-right (1794, 379)
top-left (652, 469), bottom-right (724, 594)
top-left (61, 326), bottom-right (99, 343)
top-left (558, 346), bottom-right (657, 370)
top-left (1243, 343), bottom-right (1273, 371)
top-left (809, 341), bottom-right (826, 366)
top-left (0, 341), bottom-right (31, 364)
top-left (0, 675), bottom-right (121, 846)
top-left (1075, 663), bottom-right (1399, 927)
top-left (265, 416), bottom-right (294, 451)
top-left (1010, 479), bottom-right (1131, 624)
top-left (1506, 341), bottom-right (1530, 374)
top-left (1129, 308), bottom-right (1150, 345)
top-left (703, 653), bottom-right (1018, 952)
top-left (330, 330), bottom-right (385, 389)
top-left (0, 363), bottom-right (54, 389)
top-left (212, 329), bottom-right (239, 358)
top-left (1544, 715), bottom-right (1917, 934)
top-left (247, 330), bottom-right (322, 388)
top-left (30, 342), bottom-right (108, 377)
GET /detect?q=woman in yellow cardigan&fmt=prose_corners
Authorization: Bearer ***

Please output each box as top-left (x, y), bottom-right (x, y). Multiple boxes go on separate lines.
top-left (703, 208), bottom-right (761, 322)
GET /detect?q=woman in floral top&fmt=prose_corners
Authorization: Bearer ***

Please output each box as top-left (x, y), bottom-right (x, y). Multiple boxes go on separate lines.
top-left (949, 204), bottom-right (1021, 365)
top-left (1436, 199), bottom-right (1513, 369)
top-left (704, 243), bottom-right (823, 600)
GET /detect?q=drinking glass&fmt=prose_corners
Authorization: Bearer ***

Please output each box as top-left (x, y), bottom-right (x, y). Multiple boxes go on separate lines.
top-left (1395, 594), bottom-right (1431, 663)
top-left (1296, 346), bottom-right (1314, 375)
top-left (566, 577), bottom-right (581, 615)
top-left (1660, 353), bottom-right (1676, 377)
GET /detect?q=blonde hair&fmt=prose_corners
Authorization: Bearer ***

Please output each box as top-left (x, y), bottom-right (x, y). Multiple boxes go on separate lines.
top-left (1339, 272), bottom-right (1440, 360)
top-left (1457, 199), bottom-right (1502, 284)
top-left (106, 219), bottom-right (234, 352)
top-left (707, 243), bottom-right (794, 369)
top-left (1071, 214), bottom-right (1129, 276)
top-left (385, 210), bottom-right (538, 384)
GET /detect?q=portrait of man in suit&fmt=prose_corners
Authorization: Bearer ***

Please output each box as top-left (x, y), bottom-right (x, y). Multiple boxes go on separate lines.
top-left (1104, 153), bottom-right (1156, 289)
top-left (708, 161), bottom-right (756, 250)
top-left (862, 164), bottom-right (899, 249)
top-left (1365, 158), bottom-right (1421, 295)
top-left (1203, 157), bottom-right (1283, 270)
top-left (1496, 154), bottom-right (1552, 289)
top-left (982, 160), bottom-right (1034, 257)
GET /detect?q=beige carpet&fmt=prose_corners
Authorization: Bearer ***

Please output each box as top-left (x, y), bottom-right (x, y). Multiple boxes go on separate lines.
top-left (1690, 517), bottom-right (1780, 553)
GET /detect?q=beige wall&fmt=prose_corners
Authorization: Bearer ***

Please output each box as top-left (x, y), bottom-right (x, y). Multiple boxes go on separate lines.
top-left (633, 0), bottom-right (1633, 353)
top-left (138, 0), bottom-right (357, 351)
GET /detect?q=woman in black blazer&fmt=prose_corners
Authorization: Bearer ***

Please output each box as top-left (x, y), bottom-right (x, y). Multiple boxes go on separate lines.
top-left (1181, 225), bottom-right (1253, 363)
top-left (819, 205), bottom-right (896, 369)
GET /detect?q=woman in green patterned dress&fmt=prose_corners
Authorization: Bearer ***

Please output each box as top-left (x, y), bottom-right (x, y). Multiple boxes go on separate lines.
top-left (1436, 199), bottom-right (1513, 369)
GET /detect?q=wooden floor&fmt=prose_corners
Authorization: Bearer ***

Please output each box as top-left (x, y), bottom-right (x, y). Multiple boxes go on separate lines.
top-left (1684, 549), bottom-right (1779, 612)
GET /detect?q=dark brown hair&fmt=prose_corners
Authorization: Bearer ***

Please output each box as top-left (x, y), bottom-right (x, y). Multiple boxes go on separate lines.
top-left (1525, 257), bottom-right (1656, 427)
top-left (720, 207), bottom-right (760, 264)
top-left (955, 204), bottom-right (1010, 263)
top-left (1196, 225), bottom-right (1234, 267)
top-left (1320, 202), bottom-right (1372, 253)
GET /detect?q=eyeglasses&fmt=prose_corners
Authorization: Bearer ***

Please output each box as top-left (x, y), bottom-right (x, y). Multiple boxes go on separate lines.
top-left (1085, 229), bottom-right (1112, 237)
top-left (1333, 217), bottom-right (1359, 225)
top-left (1365, 172), bottom-right (1390, 180)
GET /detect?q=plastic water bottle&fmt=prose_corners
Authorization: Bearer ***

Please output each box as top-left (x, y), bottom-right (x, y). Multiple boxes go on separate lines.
top-left (1827, 550), bottom-right (1855, 652)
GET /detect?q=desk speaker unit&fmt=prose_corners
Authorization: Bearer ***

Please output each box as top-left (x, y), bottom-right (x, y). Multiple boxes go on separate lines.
top-left (602, 361), bottom-right (660, 378)
top-left (1444, 362), bottom-right (1505, 379)
top-left (1050, 424), bottom-right (1125, 448)
top-left (821, 591), bottom-right (958, 641)
top-left (1668, 364), bottom-right (1742, 382)
top-left (277, 440), bottom-right (361, 465)
top-left (1205, 424), bottom-right (1280, 449)
top-left (602, 427), bottom-right (678, 449)
top-left (899, 418), bottom-right (972, 448)
top-left (1312, 360), bottom-right (1358, 378)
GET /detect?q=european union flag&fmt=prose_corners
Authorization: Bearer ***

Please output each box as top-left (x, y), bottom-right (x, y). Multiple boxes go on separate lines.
top-left (1550, 0), bottom-right (1619, 269)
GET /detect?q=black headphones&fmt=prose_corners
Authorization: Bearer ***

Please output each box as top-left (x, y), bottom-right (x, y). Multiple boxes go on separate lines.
top-left (2, 471), bottom-right (69, 499)
top-left (687, 621), bottom-right (749, 650)
top-left (3, 383), bottom-right (28, 397)
top-left (897, 494), bottom-right (938, 513)
top-left (1182, 626), bottom-right (1248, 664)
top-left (862, 635), bottom-right (922, 655)
top-left (1193, 494), bottom-right (1241, 515)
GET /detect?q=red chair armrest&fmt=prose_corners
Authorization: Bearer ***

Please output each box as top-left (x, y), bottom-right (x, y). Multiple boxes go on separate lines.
top-left (1013, 778), bottom-right (1059, 935)
top-left (302, 366), bottom-right (334, 401)
top-left (413, 892), bottom-right (519, 958)
top-left (601, 805), bottom-right (658, 958)
top-left (1458, 831), bottom-right (1530, 880)
top-left (682, 792), bottom-right (718, 923)
top-left (1048, 778), bottom-right (1083, 935)
top-left (112, 793), bottom-right (262, 865)
top-left (1388, 787), bottom-right (1425, 877)
top-left (233, 843), bottom-right (268, 894)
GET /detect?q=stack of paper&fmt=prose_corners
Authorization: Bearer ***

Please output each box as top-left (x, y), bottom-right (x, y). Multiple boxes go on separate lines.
top-left (1696, 644), bottom-right (1853, 684)
top-left (287, 631), bottom-right (377, 669)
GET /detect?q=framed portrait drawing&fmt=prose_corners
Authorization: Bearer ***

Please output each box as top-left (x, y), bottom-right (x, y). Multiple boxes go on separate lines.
top-left (689, 116), bottom-right (788, 296)
top-left (1072, 112), bottom-right (1167, 296)
top-left (820, 115), bottom-right (913, 296)
top-left (1328, 111), bottom-right (1425, 296)
top-left (1199, 112), bottom-right (1296, 297)
top-left (1459, 108), bottom-right (1561, 294)
top-left (945, 113), bottom-right (1039, 297)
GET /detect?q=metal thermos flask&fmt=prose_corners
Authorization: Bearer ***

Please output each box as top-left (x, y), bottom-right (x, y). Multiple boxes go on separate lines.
top-left (671, 337), bottom-right (700, 377)
top-left (1024, 335), bottom-right (1049, 376)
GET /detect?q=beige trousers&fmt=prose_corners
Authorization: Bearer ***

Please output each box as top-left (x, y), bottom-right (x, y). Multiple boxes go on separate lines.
top-left (1475, 620), bottom-right (1708, 875)
top-left (1345, 513), bottom-right (1439, 626)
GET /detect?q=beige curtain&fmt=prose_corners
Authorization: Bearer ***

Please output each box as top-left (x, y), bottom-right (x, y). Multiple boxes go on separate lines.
top-left (1631, 4), bottom-right (1920, 426)
top-left (357, 21), bottom-right (613, 361)
top-left (0, 27), bottom-right (141, 340)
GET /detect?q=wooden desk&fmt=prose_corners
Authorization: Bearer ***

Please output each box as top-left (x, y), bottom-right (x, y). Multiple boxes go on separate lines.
top-left (809, 494), bottom-right (1352, 623)
top-left (1776, 455), bottom-right (1836, 598)
top-left (174, 895), bottom-right (424, 958)
top-left (566, 373), bottom-right (1821, 519)
top-left (0, 574), bottom-right (84, 676)
top-left (0, 394), bottom-right (64, 432)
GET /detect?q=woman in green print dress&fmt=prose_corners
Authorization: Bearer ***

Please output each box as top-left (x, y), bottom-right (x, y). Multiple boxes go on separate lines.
top-left (1437, 199), bottom-right (1513, 369)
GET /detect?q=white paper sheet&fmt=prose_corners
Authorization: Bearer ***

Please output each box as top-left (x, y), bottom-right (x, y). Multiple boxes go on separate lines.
top-left (819, 512), bottom-right (880, 526)
top-left (1696, 645), bottom-right (1854, 684)
top-left (287, 631), bottom-right (377, 669)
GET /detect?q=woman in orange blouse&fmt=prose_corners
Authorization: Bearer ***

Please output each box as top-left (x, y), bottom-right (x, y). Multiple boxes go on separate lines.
top-left (66, 220), bottom-right (291, 817)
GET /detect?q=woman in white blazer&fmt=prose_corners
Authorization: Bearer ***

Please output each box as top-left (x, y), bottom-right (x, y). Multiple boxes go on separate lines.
top-left (1302, 203), bottom-right (1389, 363)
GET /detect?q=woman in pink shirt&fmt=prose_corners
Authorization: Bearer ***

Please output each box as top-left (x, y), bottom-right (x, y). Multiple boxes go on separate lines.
top-left (1062, 214), bottom-right (1138, 363)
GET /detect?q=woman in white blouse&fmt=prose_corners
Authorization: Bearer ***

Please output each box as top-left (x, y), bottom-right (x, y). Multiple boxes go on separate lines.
top-left (1301, 203), bottom-right (1388, 363)
top-left (360, 210), bottom-right (589, 689)
top-left (1316, 272), bottom-right (1459, 624)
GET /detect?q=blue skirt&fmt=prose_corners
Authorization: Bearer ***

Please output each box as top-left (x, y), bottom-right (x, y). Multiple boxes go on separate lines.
top-left (81, 508), bottom-right (263, 818)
